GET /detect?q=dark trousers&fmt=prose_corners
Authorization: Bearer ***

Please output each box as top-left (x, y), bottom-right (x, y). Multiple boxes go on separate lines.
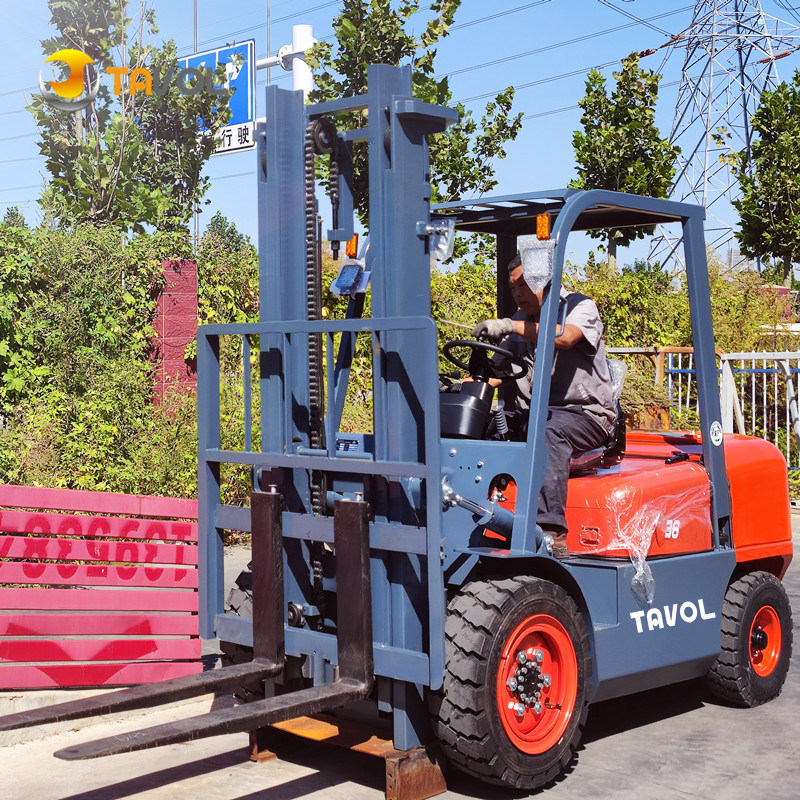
top-left (537, 406), bottom-right (608, 533)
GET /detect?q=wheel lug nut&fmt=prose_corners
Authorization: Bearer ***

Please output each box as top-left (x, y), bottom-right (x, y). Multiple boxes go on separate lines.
top-left (506, 677), bottom-right (518, 691)
top-left (515, 703), bottom-right (525, 717)
top-left (532, 649), bottom-right (544, 663)
top-left (533, 701), bottom-right (542, 714)
top-left (542, 674), bottom-right (551, 687)
top-left (517, 651), bottom-right (527, 664)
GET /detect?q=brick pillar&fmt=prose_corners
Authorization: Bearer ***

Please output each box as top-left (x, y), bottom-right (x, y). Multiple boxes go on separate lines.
top-left (153, 259), bottom-right (198, 404)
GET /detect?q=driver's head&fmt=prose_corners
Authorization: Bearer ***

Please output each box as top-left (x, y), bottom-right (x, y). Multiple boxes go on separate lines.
top-left (508, 254), bottom-right (546, 318)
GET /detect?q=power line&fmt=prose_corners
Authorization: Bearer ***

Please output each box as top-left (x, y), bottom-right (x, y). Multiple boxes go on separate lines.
top-left (595, 0), bottom-right (674, 37)
top-left (521, 104), bottom-right (579, 121)
top-left (0, 184), bottom-right (40, 192)
top-left (209, 171), bottom-right (253, 181)
top-left (774, 1), bottom-right (800, 26)
top-left (179, 1), bottom-right (340, 53)
top-left (441, 6), bottom-right (693, 79)
top-left (458, 59), bottom-right (620, 105)
top-left (451, 1), bottom-right (553, 31)
top-left (0, 85), bottom-right (36, 99)
top-left (183, 0), bottom-right (555, 57)
top-left (519, 78), bottom-right (681, 121)
top-left (0, 156), bottom-right (42, 165)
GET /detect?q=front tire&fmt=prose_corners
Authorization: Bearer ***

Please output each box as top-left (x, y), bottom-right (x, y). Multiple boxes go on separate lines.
top-left (707, 571), bottom-right (793, 707)
top-left (431, 576), bottom-right (591, 790)
top-left (219, 569), bottom-right (266, 702)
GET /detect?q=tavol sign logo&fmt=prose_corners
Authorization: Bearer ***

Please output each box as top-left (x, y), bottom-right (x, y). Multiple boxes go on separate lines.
top-left (39, 48), bottom-right (100, 111)
top-left (39, 48), bottom-right (228, 111)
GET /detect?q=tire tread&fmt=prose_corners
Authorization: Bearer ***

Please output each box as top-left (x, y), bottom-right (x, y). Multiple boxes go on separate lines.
top-left (431, 576), bottom-right (590, 790)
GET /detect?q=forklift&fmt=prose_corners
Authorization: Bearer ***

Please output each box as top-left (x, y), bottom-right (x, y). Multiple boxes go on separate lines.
top-left (0, 64), bottom-right (792, 794)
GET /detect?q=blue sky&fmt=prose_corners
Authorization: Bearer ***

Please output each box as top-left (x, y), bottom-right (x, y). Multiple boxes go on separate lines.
top-left (2, 1), bottom-right (800, 267)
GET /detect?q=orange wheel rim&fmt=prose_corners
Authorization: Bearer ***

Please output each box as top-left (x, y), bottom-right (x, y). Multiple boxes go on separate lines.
top-left (749, 605), bottom-right (781, 677)
top-left (495, 614), bottom-right (578, 754)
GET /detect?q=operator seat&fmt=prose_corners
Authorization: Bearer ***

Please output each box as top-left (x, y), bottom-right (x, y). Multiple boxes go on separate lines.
top-left (568, 358), bottom-right (628, 473)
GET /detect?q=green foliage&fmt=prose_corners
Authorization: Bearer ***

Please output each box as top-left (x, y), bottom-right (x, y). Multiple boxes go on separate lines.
top-left (566, 254), bottom-right (688, 347)
top-left (431, 258), bottom-right (495, 361)
top-left (203, 211), bottom-right (250, 254)
top-left (1, 207), bottom-right (27, 229)
top-left (0, 215), bottom-right (794, 502)
top-left (31, 1), bottom-right (232, 232)
top-left (732, 71), bottom-right (800, 284)
top-left (0, 223), bottom-right (200, 495)
top-left (197, 215), bottom-right (258, 326)
top-left (308, 0), bottom-right (522, 223)
top-left (570, 55), bottom-right (679, 257)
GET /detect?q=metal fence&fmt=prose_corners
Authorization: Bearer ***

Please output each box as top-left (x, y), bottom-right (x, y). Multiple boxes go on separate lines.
top-left (609, 347), bottom-right (800, 469)
top-left (719, 352), bottom-right (800, 468)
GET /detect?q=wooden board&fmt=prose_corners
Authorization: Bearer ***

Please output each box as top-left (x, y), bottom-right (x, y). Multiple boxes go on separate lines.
top-left (0, 562), bottom-right (198, 588)
top-left (0, 535), bottom-right (198, 565)
top-left (0, 638), bottom-right (200, 662)
top-left (0, 485), bottom-right (197, 519)
top-left (0, 613), bottom-right (198, 637)
top-left (0, 660), bottom-right (202, 689)
top-left (0, 510), bottom-right (196, 542)
top-left (0, 484), bottom-right (200, 689)
top-left (0, 588), bottom-right (198, 612)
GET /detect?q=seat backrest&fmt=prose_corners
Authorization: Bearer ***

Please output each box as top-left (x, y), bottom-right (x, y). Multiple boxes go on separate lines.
top-left (569, 359), bottom-right (628, 473)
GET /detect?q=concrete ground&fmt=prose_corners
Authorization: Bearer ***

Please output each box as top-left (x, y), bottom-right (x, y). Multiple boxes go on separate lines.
top-left (3, 527), bottom-right (799, 800)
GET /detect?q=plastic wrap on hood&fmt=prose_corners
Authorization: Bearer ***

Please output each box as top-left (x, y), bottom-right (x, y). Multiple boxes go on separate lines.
top-left (571, 477), bottom-right (712, 605)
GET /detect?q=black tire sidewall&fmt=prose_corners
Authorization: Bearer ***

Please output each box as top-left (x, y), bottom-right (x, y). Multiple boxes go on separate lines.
top-left (737, 576), bottom-right (792, 702)
top-left (485, 587), bottom-right (590, 779)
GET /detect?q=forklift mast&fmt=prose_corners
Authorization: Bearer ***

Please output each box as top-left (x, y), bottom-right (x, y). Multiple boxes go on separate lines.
top-left (199, 64), bottom-right (457, 749)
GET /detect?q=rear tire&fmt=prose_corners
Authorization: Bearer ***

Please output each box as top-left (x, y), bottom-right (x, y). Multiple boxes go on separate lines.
top-left (430, 576), bottom-right (591, 790)
top-left (706, 571), bottom-right (792, 707)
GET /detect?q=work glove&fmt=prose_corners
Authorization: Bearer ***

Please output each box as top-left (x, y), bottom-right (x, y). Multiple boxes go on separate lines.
top-left (471, 317), bottom-right (515, 343)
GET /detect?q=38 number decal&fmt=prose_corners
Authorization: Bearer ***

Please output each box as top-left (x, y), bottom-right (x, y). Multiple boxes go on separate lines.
top-left (664, 519), bottom-right (681, 539)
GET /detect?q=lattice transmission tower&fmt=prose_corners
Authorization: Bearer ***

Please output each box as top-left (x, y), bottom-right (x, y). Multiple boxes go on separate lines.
top-left (649, 0), bottom-right (800, 267)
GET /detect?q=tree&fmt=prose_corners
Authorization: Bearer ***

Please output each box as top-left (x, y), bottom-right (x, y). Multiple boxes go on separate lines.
top-left (30, 0), bottom-right (232, 233)
top-left (732, 72), bottom-right (800, 286)
top-left (308, 0), bottom-right (522, 225)
top-left (202, 211), bottom-right (249, 253)
top-left (1, 207), bottom-right (27, 229)
top-left (570, 55), bottom-right (679, 270)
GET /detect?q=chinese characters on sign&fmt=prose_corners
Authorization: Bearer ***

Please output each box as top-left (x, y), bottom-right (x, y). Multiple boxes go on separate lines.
top-left (218, 123), bottom-right (253, 152)
top-left (179, 40), bottom-right (256, 155)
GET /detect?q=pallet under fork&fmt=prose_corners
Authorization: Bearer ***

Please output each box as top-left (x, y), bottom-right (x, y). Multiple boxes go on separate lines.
top-left (0, 492), bottom-right (442, 797)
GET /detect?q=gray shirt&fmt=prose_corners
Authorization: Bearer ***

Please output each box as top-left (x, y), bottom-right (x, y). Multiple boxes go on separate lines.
top-left (494, 289), bottom-right (617, 436)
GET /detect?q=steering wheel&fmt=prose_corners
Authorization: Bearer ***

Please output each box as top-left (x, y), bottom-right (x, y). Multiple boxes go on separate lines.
top-left (442, 339), bottom-right (528, 381)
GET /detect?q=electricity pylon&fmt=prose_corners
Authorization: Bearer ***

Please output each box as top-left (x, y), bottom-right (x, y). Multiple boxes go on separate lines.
top-left (649, 0), bottom-right (800, 267)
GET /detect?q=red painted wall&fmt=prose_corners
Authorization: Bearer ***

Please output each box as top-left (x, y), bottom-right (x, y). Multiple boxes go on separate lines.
top-left (152, 259), bottom-right (198, 403)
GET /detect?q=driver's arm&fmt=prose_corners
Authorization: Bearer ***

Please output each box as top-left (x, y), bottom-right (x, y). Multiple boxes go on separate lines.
top-left (513, 319), bottom-right (584, 350)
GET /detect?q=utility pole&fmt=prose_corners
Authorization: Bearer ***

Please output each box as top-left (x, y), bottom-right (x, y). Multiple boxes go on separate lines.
top-left (256, 25), bottom-right (316, 100)
top-left (267, 0), bottom-right (271, 86)
top-left (194, 0), bottom-right (199, 254)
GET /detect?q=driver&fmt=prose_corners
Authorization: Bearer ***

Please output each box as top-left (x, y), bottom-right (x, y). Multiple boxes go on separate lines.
top-left (472, 254), bottom-right (616, 558)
